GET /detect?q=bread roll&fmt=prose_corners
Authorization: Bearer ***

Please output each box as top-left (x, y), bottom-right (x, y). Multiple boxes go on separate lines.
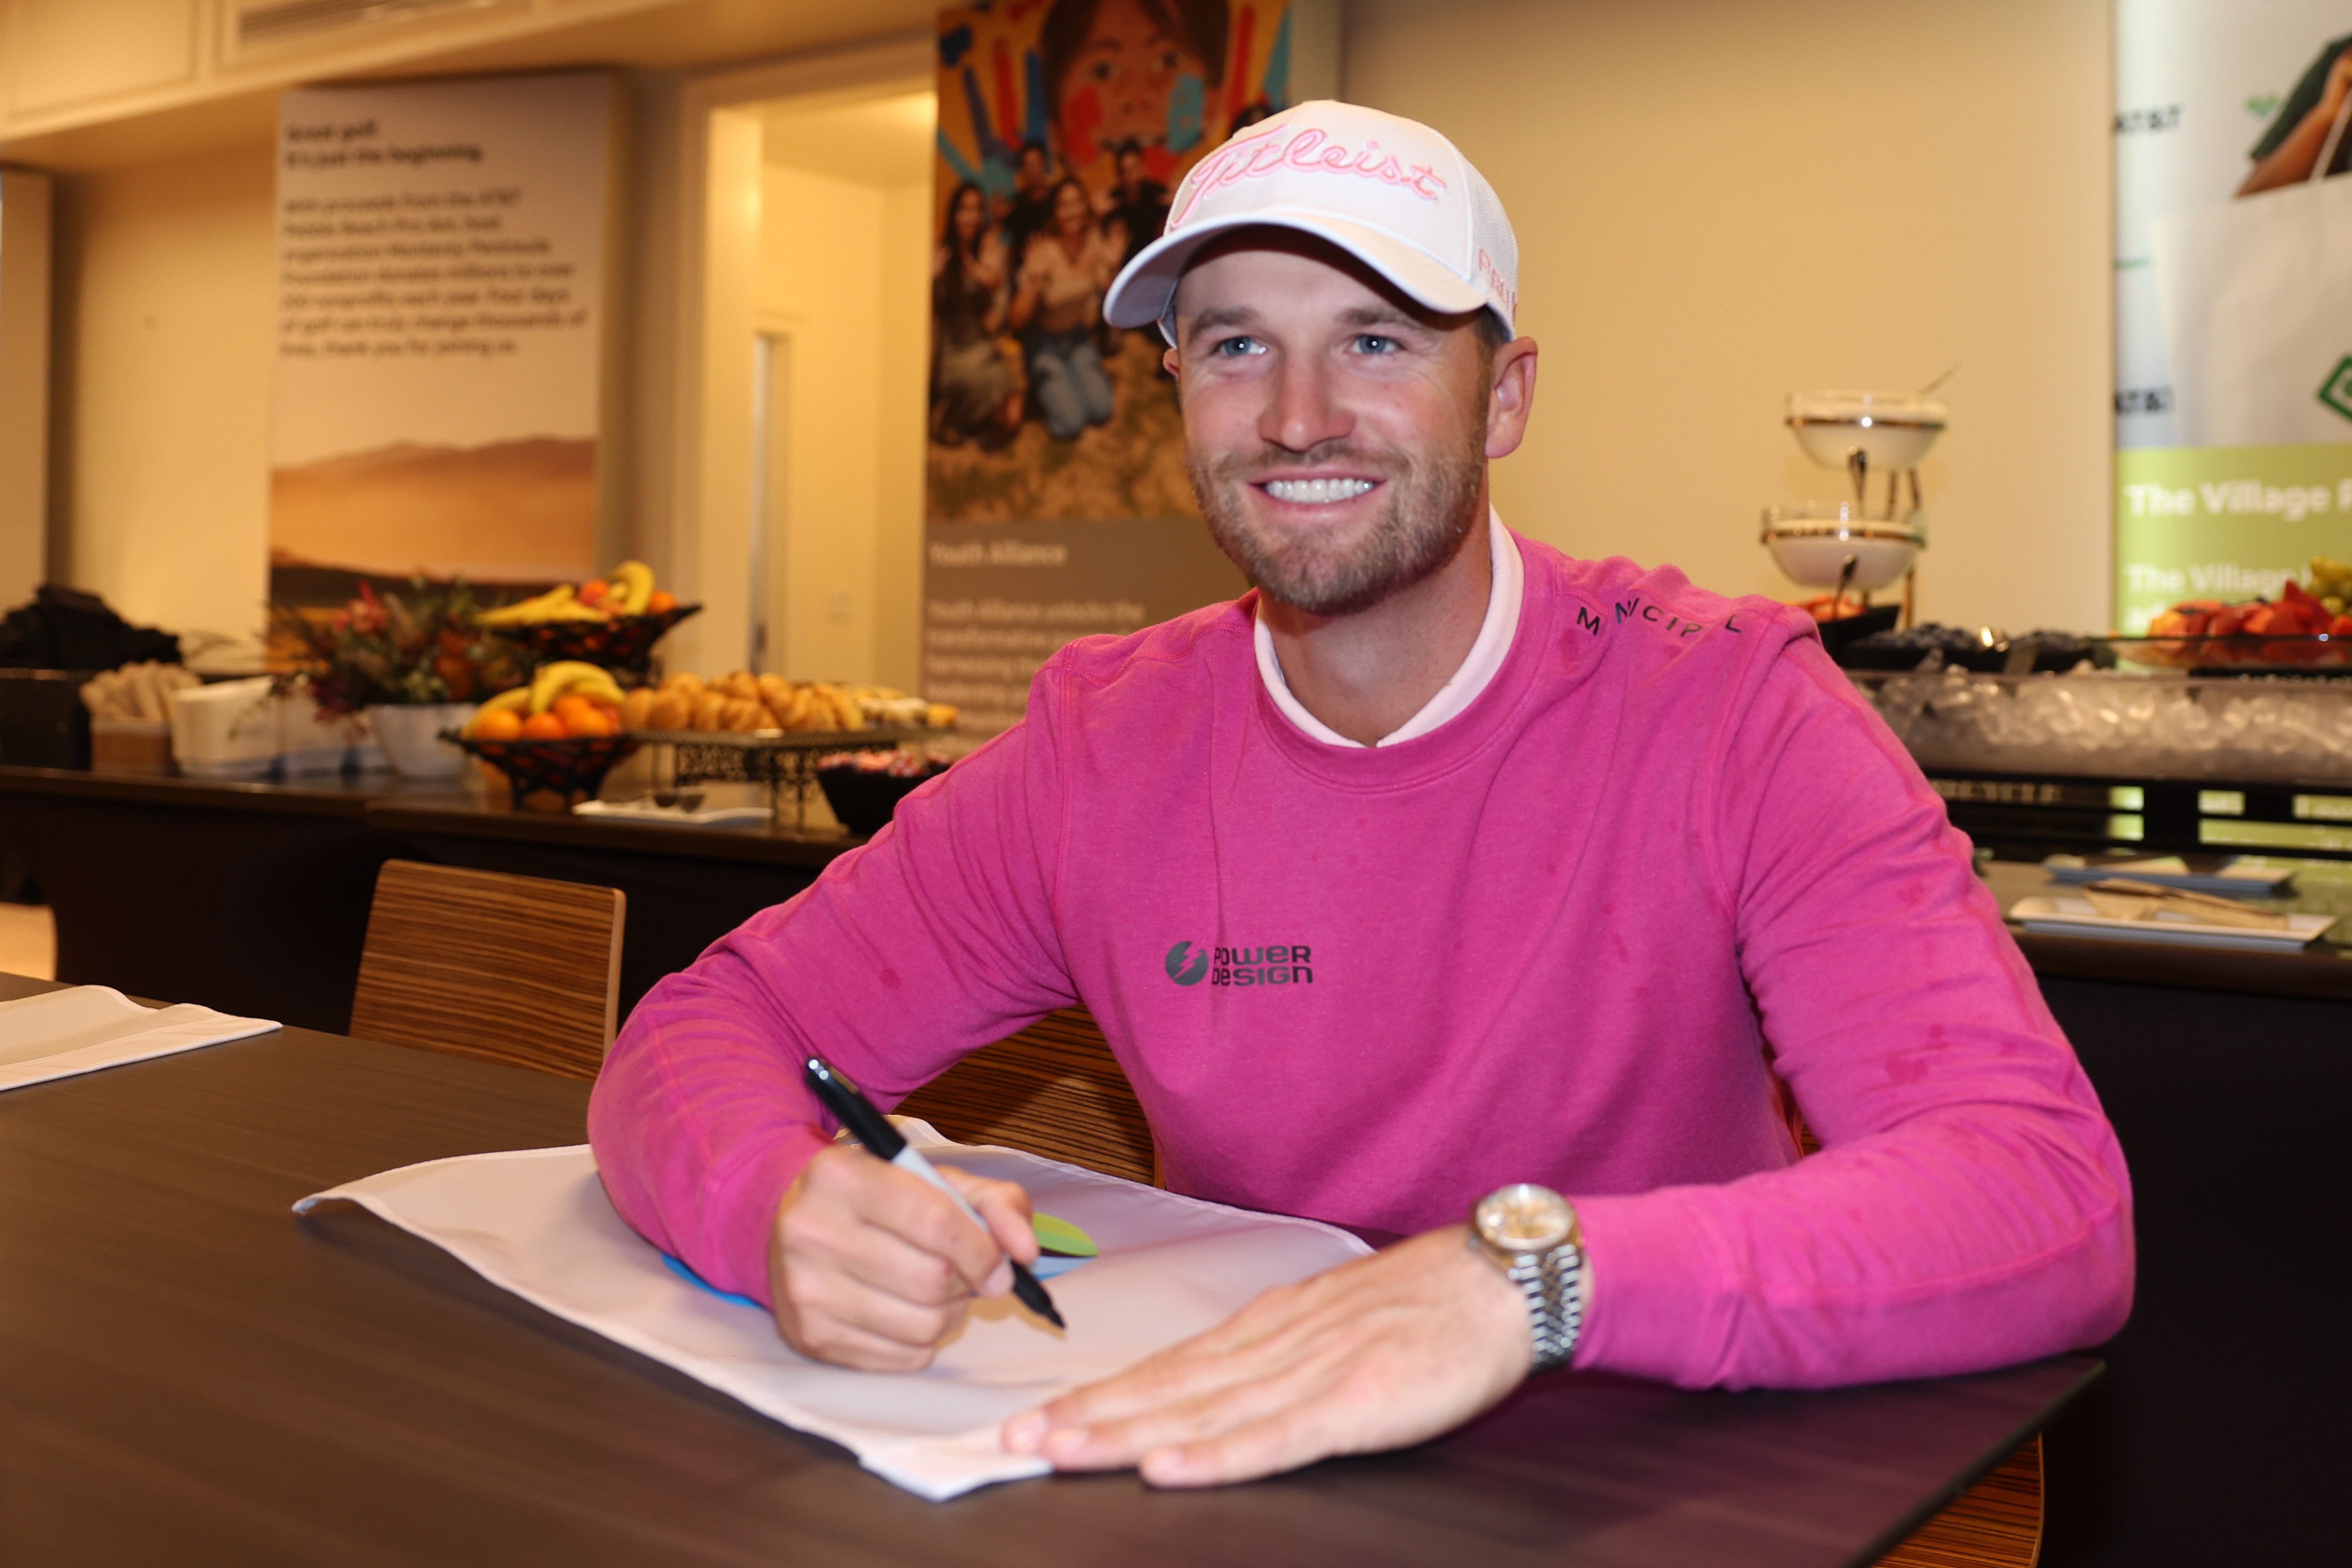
top-left (648, 692), bottom-right (693, 730)
top-left (720, 670), bottom-right (759, 701)
top-left (619, 688), bottom-right (657, 730)
top-left (662, 671), bottom-right (705, 697)
top-left (692, 692), bottom-right (730, 731)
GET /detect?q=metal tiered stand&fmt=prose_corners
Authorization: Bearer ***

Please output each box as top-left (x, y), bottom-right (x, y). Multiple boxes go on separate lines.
top-left (633, 728), bottom-right (933, 830)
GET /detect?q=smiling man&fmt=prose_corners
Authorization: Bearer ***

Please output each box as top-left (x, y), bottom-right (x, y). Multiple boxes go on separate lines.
top-left (589, 102), bottom-right (2132, 1488)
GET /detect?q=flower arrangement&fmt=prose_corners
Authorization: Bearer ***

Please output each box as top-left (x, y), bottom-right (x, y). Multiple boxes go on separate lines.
top-left (270, 579), bottom-right (526, 719)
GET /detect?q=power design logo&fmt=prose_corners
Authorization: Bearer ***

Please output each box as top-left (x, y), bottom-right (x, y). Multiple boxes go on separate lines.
top-left (1164, 941), bottom-right (1210, 986)
top-left (1164, 941), bottom-right (1314, 988)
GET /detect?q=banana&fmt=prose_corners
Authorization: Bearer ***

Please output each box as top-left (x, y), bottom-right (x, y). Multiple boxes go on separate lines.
top-left (479, 585), bottom-right (579, 626)
top-left (529, 660), bottom-right (625, 713)
top-left (559, 670), bottom-right (627, 707)
top-left (461, 686), bottom-right (533, 736)
top-left (607, 561), bottom-right (656, 616)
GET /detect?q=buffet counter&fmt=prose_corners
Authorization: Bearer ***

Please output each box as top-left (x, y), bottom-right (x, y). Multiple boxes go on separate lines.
top-left (0, 764), bottom-right (852, 1031)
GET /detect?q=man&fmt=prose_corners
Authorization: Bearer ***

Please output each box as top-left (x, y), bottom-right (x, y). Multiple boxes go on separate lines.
top-left (998, 141), bottom-right (1059, 264)
top-left (590, 102), bottom-right (2132, 1489)
top-left (1100, 137), bottom-right (1172, 272)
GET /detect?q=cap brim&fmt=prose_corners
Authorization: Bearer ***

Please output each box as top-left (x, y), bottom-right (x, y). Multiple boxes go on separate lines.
top-left (1103, 210), bottom-right (1491, 338)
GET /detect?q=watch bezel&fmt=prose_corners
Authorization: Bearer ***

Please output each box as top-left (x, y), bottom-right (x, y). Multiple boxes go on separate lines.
top-left (1475, 1182), bottom-right (1575, 1256)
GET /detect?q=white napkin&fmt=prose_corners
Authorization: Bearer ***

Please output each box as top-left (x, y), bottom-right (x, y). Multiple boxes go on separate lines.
top-left (295, 1130), bottom-right (1371, 1499)
top-left (0, 985), bottom-right (280, 1091)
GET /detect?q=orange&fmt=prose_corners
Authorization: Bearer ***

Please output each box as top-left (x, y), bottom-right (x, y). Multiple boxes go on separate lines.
top-left (564, 704), bottom-right (617, 738)
top-left (519, 711), bottom-right (567, 741)
top-left (578, 578), bottom-right (608, 606)
top-left (472, 708), bottom-right (523, 741)
top-left (646, 589), bottom-right (677, 614)
top-left (551, 693), bottom-right (600, 727)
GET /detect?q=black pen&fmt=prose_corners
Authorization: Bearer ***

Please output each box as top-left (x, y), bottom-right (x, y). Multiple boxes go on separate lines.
top-left (803, 1056), bottom-right (1066, 1330)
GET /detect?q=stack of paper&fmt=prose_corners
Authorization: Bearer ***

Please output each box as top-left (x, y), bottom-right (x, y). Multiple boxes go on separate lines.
top-left (296, 1129), bottom-right (1372, 1499)
top-left (0, 985), bottom-right (279, 1092)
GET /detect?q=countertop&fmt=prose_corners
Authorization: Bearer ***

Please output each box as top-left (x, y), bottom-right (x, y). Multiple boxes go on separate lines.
top-left (0, 762), bottom-right (858, 868)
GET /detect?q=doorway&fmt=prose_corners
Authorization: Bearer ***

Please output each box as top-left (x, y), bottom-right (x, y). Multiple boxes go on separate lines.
top-left (695, 68), bottom-right (934, 691)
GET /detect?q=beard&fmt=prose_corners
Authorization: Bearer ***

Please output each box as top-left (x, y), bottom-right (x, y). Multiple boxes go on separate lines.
top-left (1187, 430), bottom-right (1486, 617)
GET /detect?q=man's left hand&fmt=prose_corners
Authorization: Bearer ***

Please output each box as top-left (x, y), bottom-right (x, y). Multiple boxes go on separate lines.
top-left (1000, 1224), bottom-right (1533, 1487)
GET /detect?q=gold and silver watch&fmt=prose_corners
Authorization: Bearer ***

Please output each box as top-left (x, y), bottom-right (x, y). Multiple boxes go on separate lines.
top-left (1472, 1183), bottom-right (1585, 1375)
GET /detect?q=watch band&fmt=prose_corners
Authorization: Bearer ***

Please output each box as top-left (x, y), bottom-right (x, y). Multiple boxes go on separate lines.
top-left (1502, 1236), bottom-right (1584, 1375)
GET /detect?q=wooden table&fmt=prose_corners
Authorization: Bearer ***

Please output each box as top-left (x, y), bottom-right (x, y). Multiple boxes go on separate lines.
top-left (0, 972), bottom-right (2093, 1566)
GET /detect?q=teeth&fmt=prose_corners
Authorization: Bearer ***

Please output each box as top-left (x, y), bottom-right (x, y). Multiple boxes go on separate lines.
top-left (1264, 477), bottom-right (1375, 504)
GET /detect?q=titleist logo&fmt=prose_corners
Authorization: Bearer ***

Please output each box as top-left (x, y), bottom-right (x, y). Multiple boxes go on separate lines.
top-left (1173, 127), bottom-right (1448, 226)
top-left (1475, 246), bottom-right (1517, 317)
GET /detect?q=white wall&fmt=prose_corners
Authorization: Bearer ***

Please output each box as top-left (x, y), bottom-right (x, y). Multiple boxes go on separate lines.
top-left (54, 141), bottom-right (273, 643)
top-left (751, 158), bottom-right (926, 689)
top-left (871, 176), bottom-right (926, 693)
top-left (1346, 0), bottom-right (2115, 633)
top-left (37, 2), bottom-right (2118, 649)
top-left (0, 167), bottom-right (53, 609)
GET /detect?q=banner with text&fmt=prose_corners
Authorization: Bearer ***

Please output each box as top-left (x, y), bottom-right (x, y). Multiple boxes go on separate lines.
top-left (924, 1), bottom-right (1332, 740)
top-left (270, 73), bottom-right (613, 608)
top-left (2114, 1), bottom-right (2352, 631)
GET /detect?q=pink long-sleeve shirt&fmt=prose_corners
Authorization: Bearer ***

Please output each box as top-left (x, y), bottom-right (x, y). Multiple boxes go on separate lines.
top-left (588, 537), bottom-right (2133, 1389)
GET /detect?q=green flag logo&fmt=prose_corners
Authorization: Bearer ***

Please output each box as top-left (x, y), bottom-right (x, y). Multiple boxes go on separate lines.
top-left (2319, 356), bottom-right (2352, 425)
top-left (1164, 941), bottom-right (1209, 985)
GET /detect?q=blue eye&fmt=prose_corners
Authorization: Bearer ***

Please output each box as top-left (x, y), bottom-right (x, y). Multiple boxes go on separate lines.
top-left (1355, 334), bottom-right (1398, 354)
top-left (1211, 335), bottom-right (1262, 357)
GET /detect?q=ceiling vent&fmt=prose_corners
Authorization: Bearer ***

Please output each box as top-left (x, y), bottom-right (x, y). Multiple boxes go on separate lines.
top-left (235, 0), bottom-right (501, 49)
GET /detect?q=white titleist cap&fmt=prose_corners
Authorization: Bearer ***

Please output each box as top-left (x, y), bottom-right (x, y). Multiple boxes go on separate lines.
top-left (1103, 100), bottom-right (1518, 342)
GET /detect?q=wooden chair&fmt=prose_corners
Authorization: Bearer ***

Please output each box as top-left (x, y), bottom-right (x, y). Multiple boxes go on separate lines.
top-left (350, 859), bottom-right (625, 1081)
top-left (896, 1007), bottom-right (1157, 1185)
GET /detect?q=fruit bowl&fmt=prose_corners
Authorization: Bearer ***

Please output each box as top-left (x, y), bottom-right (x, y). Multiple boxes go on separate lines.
top-left (501, 604), bottom-right (703, 678)
top-left (816, 753), bottom-right (949, 835)
top-left (444, 730), bottom-right (642, 809)
top-left (2100, 633), bottom-right (2352, 674)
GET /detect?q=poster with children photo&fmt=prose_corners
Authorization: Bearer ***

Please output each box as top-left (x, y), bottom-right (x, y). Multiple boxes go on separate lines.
top-left (928, 0), bottom-right (1310, 525)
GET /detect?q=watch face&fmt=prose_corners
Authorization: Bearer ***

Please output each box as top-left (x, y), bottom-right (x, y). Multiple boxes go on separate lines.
top-left (1476, 1184), bottom-right (1573, 1254)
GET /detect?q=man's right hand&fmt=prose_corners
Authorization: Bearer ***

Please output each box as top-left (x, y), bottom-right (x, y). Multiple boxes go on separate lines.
top-left (767, 1143), bottom-right (1039, 1370)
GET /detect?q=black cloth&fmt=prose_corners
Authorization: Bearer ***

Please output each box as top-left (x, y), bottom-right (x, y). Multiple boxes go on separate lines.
top-left (1105, 178), bottom-right (1170, 269)
top-left (0, 585), bottom-right (180, 671)
top-left (1001, 188), bottom-right (1056, 268)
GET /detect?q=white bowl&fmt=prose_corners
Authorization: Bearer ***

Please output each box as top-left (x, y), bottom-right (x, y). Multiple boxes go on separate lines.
top-left (168, 678), bottom-right (279, 779)
top-left (1761, 504), bottom-right (1927, 591)
top-left (365, 702), bottom-right (476, 779)
top-left (1786, 390), bottom-right (1946, 471)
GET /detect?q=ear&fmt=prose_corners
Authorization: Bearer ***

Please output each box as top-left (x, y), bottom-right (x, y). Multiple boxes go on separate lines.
top-left (1484, 337), bottom-right (1539, 461)
top-left (1162, 346), bottom-right (1182, 380)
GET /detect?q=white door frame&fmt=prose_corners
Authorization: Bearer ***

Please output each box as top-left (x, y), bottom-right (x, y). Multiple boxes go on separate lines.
top-left (663, 31), bottom-right (930, 676)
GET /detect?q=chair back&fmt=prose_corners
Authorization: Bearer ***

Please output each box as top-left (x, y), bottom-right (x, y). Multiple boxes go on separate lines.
top-left (896, 1007), bottom-right (1158, 1184)
top-left (351, 859), bottom-right (624, 1081)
